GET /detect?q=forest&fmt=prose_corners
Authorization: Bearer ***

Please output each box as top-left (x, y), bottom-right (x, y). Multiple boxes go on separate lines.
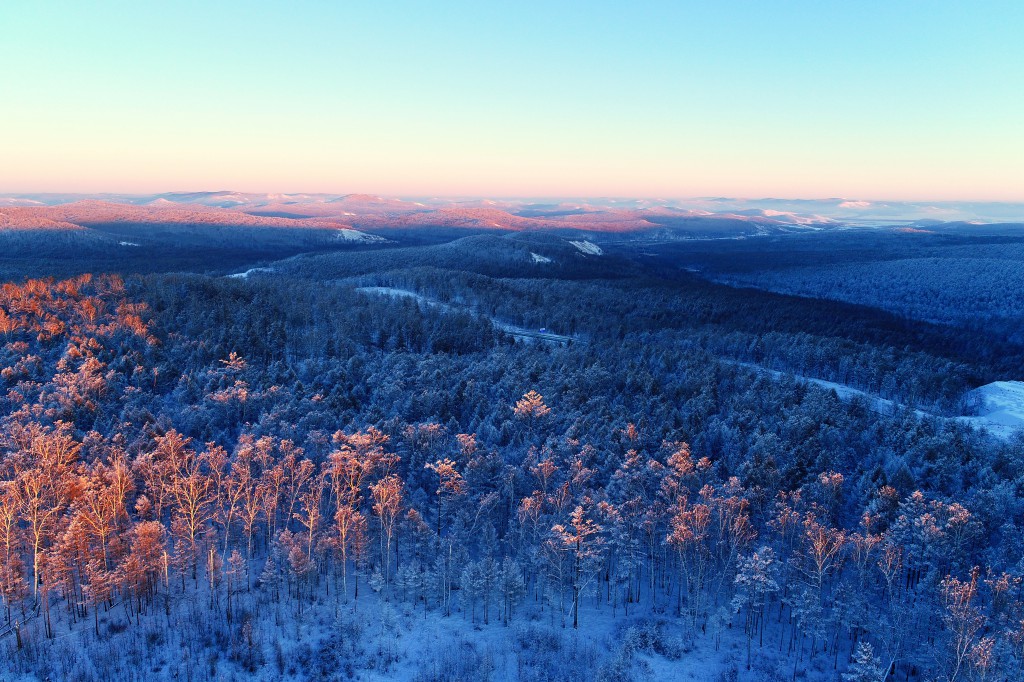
top-left (0, 224), bottom-right (1022, 681)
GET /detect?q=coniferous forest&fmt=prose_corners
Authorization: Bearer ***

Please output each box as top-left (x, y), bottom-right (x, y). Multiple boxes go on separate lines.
top-left (0, 222), bottom-right (1023, 682)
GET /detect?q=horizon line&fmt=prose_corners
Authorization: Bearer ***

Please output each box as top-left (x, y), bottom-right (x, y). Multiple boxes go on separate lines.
top-left (4, 190), bottom-right (1024, 205)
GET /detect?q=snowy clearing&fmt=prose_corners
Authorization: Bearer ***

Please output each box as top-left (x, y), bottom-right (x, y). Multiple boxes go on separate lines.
top-left (347, 597), bottom-right (741, 682)
top-left (355, 286), bottom-right (431, 304)
top-left (355, 286), bottom-right (572, 344)
top-left (118, 241), bottom-right (140, 247)
top-left (961, 381), bottom-right (1024, 439)
top-left (530, 252), bottom-right (552, 264)
top-left (227, 266), bottom-right (275, 279)
top-left (569, 240), bottom-right (603, 255)
top-left (336, 228), bottom-right (384, 241)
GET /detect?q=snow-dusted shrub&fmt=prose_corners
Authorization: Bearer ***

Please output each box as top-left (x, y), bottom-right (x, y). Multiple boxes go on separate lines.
top-left (412, 638), bottom-right (495, 682)
top-left (617, 620), bottom-right (684, 660)
top-left (305, 615), bottom-right (369, 680)
top-left (597, 636), bottom-right (653, 682)
top-left (716, 663), bottom-right (739, 682)
top-left (513, 625), bottom-right (602, 682)
top-left (514, 623), bottom-right (563, 655)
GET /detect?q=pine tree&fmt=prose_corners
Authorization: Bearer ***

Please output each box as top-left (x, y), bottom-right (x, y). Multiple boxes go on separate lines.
top-left (514, 390), bottom-right (551, 440)
top-left (551, 503), bottom-right (604, 629)
top-left (842, 642), bottom-right (886, 682)
top-left (259, 555), bottom-right (279, 603)
top-left (0, 485), bottom-right (26, 623)
top-left (371, 474), bottom-right (403, 596)
top-left (460, 561), bottom-right (486, 624)
top-left (226, 549), bottom-right (245, 623)
top-left (288, 545), bottom-right (314, 612)
top-left (732, 546), bottom-right (779, 669)
top-left (498, 557), bottom-right (526, 624)
top-left (425, 458), bottom-right (465, 537)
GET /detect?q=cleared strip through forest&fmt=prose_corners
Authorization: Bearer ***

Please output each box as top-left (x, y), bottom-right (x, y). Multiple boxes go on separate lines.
top-left (354, 286), bottom-right (573, 344)
top-left (725, 359), bottom-right (1023, 439)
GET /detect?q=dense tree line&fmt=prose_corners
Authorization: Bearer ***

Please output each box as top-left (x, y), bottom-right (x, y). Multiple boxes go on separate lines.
top-left (727, 257), bottom-right (1024, 345)
top-left (0, 271), bottom-right (1022, 681)
top-left (668, 230), bottom-right (1024, 348)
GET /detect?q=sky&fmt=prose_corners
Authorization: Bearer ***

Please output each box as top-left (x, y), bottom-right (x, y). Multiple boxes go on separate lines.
top-left (1, 1), bottom-right (1022, 200)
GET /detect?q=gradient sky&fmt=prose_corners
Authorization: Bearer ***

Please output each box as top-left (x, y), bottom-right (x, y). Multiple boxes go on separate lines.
top-left (2, 1), bottom-right (1022, 199)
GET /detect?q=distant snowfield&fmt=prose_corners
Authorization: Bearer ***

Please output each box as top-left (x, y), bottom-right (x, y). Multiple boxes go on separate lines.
top-left (227, 266), bottom-right (275, 279)
top-left (118, 241), bottom-right (140, 247)
top-left (356, 286), bottom-right (430, 304)
top-left (569, 240), bottom-right (603, 255)
top-left (962, 381), bottom-right (1024, 439)
top-left (729, 361), bottom-right (1023, 440)
top-left (531, 252), bottom-right (552, 264)
top-left (336, 228), bottom-right (382, 241)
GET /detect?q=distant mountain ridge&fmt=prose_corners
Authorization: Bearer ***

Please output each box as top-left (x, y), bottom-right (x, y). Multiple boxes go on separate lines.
top-left (0, 193), bottom-right (1021, 240)
top-left (2, 200), bottom-right (359, 230)
top-left (0, 193), bottom-right (837, 238)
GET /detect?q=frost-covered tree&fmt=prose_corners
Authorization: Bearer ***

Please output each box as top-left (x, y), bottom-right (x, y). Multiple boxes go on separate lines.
top-left (732, 546), bottom-right (779, 669)
top-left (842, 642), bottom-right (886, 682)
top-left (551, 503), bottom-right (603, 629)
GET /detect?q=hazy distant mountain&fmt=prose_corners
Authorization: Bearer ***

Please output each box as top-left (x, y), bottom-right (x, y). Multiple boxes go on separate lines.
top-left (0, 194), bottom-right (1020, 241)
top-left (0, 200), bottom-right (383, 258)
top-left (6, 200), bottom-right (355, 229)
top-left (0, 200), bottom-right (377, 237)
top-left (669, 197), bottom-right (1024, 224)
top-left (0, 211), bottom-right (85, 231)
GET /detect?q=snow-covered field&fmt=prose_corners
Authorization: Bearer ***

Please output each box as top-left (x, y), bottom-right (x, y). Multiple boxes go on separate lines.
top-left (336, 228), bottom-right (384, 242)
top-left (569, 240), bottom-right (603, 256)
top-left (347, 597), bottom-right (743, 682)
top-left (2, 577), bottom-right (773, 682)
top-left (355, 286), bottom-right (430, 304)
top-left (961, 381), bottom-right (1024, 439)
top-left (530, 252), bottom-right (552, 264)
top-left (227, 267), bottom-right (276, 279)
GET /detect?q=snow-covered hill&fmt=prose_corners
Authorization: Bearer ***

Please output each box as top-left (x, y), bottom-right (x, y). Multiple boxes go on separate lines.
top-left (963, 381), bottom-right (1024, 439)
top-left (569, 240), bottom-right (603, 255)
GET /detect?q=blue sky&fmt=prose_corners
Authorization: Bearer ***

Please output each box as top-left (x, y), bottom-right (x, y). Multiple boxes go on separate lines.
top-left (2, 1), bottom-right (1022, 199)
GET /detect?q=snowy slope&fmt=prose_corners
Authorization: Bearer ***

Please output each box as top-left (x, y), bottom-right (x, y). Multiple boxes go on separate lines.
top-left (569, 240), bottom-right (603, 255)
top-left (962, 381), bottom-right (1024, 439)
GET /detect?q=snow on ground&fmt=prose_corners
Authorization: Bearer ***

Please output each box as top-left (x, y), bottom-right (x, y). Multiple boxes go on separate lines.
top-left (726, 361), bottom-right (905, 414)
top-left (336, 228), bottom-right (384, 241)
top-left (961, 381), bottom-right (1024, 439)
top-left (727, 361), bottom-right (1023, 440)
top-left (355, 287), bottom-right (572, 344)
top-left (227, 266), bottom-right (275, 279)
top-left (4, 576), bottom-right (758, 681)
top-left (355, 286), bottom-right (431, 304)
top-left (490, 320), bottom-right (572, 344)
top-left (531, 252), bottom-right (552, 264)
top-left (352, 597), bottom-right (742, 682)
top-left (118, 241), bottom-right (140, 246)
top-left (569, 240), bottom-right (603, 255)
